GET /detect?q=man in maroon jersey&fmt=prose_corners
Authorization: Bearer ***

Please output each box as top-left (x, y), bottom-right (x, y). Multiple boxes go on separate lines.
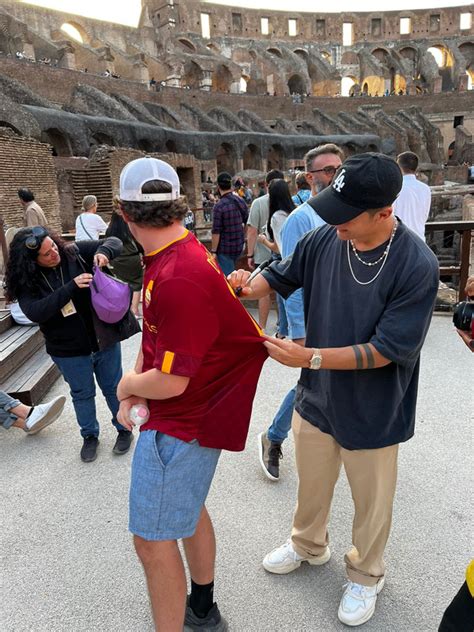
top-left (116, 157), bottom-right (267, 632)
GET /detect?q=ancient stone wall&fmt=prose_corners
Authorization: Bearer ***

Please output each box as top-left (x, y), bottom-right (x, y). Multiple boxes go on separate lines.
top-left (0, 129), bottom-right (61, 230)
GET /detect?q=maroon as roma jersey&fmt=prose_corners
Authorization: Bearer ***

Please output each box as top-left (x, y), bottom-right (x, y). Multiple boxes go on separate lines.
top-left (140, 230), bottom-right (267, 451)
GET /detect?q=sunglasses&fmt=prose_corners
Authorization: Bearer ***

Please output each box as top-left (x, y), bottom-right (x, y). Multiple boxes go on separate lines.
top-left (25, 226), bottom-right (48, 251)
top-left (309, 166), bottom-right (339, 176)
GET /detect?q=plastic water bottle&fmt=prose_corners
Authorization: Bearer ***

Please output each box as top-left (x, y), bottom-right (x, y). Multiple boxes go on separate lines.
top-left (129, 404), bottom-right (149, 427)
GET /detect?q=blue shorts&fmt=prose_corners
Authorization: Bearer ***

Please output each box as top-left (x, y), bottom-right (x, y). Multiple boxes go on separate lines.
top-left (129, 430), bottom-right (221, 541)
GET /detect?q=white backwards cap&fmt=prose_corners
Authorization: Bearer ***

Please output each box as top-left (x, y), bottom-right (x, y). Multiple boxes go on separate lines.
top-left (119, 157), bottom-right (180, 202)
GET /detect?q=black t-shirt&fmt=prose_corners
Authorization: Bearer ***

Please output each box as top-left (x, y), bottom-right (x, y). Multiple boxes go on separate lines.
top-left (262, 221), bottom-right (439, 450)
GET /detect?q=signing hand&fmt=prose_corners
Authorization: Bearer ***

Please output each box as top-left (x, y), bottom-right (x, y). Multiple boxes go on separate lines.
top-left (263, 335), bottom-right (312, 368)
top-left (227, 268), bottom-right (253, 296)
top-left (94, 253), bottom-right (109, 267)
top-left (117, 395), bottom-right (148, 430)
top-left (73, 273), bottom-right (93, 288)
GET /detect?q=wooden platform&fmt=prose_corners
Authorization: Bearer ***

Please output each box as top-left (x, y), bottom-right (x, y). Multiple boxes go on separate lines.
top-left (0, 310), bottom-right (60, 405)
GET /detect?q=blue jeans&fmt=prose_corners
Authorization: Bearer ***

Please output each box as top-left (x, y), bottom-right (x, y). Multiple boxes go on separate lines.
top-left (276, 293), bottom-right (289, 338)
top-left (267, 386), bottom-right (296, 444)
top-left (51, 343), bottom-right (124, 438)
top-left (217, 253), bottom-right (237, 276)
top-left (0, 391), bottom-right (21, 429)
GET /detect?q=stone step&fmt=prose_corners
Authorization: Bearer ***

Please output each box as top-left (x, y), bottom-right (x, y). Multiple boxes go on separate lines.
top-left (0, 325), bottom-right (44, 383)
top-left (1, 346), bottom-right (60, 406)
top-left (0, 309), bottom-right (12, 334)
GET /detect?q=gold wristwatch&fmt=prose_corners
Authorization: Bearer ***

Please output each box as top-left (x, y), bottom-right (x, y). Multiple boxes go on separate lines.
top-left (309, 348), bottom-right (322, 370)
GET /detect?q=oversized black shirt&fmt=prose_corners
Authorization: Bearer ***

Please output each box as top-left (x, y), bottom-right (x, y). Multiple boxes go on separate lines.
top-left (262, 221), bottom-right (439, 450)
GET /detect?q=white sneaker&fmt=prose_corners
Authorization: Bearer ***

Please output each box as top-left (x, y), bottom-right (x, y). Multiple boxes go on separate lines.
top-left (338, 577), bottom-right (385, 626)
top-left (263, 539), bottom-right (331, 574)
top-left (26, 396), bottom-right (66, 435)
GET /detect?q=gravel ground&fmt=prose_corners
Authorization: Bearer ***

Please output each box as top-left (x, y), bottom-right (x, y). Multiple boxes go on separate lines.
top-left (1, 313), bottom-right (472, 631)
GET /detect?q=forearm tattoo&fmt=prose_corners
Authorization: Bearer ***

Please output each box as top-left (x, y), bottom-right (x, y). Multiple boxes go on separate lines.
top-left (362, 343), bottom-right (375, 369)
top-left (352, 344), bottom-right (375, 369)
top-left (352, 345), bottom-right (364, 369)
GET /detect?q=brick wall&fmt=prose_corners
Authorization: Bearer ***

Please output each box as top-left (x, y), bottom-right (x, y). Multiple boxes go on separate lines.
top-left (0, 130), bottom-right (61, 231)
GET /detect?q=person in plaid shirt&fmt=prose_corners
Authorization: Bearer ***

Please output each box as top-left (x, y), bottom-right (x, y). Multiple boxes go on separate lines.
top-left (210, 172), bottom-right (249, 275)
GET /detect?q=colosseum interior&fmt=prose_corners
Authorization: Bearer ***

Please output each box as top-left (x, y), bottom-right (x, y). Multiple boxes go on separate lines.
top-left (0, 0), bottom-right (472, 233)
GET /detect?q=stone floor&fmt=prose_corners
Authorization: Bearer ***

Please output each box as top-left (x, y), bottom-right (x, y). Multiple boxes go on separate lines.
top-left (1, 313), bottom-right (472, 631)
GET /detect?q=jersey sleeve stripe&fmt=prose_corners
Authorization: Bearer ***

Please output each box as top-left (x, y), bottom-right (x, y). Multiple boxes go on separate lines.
top-left (161, 351), bottom-right (175, 374)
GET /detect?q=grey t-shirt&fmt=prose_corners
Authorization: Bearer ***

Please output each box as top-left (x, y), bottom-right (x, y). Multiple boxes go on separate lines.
top-left (247, 194), bottom-right (271, 264)
top-left (262, 221), bottom-right (439, 450)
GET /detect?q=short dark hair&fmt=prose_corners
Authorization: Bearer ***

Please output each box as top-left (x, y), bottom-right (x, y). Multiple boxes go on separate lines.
top-left (295, 172), bottom-right (310, 190)
top-left (397, 151), bottom-right (418, 173)
top-left (266, 169), bottom-right (284, 185)
top-left (120, 180), bottom-right (188, 228)
top-left (217, 172), bottom-right (232, 190)
top-left (18, 188), bottom-right (34, 202)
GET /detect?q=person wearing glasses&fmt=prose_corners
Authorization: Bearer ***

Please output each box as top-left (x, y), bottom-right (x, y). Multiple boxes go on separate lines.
top-left (3, 226), bottom-right (132, 463)
top-left (258, 144), bottom-right (344, 482)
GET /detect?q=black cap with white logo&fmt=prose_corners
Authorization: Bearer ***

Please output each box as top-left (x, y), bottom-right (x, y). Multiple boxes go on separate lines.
top-left (307, 153), bottom-right (402, 225)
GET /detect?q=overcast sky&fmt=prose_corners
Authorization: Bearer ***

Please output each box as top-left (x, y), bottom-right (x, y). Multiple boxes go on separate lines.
top-left (23, 0), bottom-right (469, 26)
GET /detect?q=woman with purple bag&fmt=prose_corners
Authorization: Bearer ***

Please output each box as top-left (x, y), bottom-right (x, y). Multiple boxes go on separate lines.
top-left (4, 227), bottom-right (140, 462)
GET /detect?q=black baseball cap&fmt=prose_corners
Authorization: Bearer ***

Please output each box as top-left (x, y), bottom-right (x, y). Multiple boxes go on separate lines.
top-left (308, 153), bottom-right (402, 225)
top-left (217, 172), bottom-right (232, 188)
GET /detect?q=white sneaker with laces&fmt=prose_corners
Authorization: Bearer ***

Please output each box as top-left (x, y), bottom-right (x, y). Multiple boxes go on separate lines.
top-left (26, 396), bottom-right (66, 434)
top-left (338, 576), bottom-right (385, 626)
top-left (263, 539), bottom-right (331, 574)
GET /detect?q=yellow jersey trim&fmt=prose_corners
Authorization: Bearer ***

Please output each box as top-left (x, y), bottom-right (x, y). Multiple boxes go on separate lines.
top-left (161, 351), bottom-right (175, 374)
top-left (146, 230), bottom-right (189, 257)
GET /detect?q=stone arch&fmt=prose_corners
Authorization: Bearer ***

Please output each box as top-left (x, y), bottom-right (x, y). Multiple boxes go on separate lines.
top-left (166, 139), bottom-right (177, 153)
top-left (40, 128), bottom-right (73, 156)
top-left (178, 38), bottom-right (196, 53)
top-left (216, 142), bottom-right (237, 175)
top-left (459, 42), bottom-right (474, 86)
top-left (371, 47), bottom-right (391, 65)
top-left (207, 43), bottom-right (220, 54)
top-left (137, 138), bottom-right (154, 153)
top-left (240, 75), bottom-right (249, 93)
top-left (399, 46), bottom-right (417, 61)
top-left (182, 60), bottom-right (204, 89)
top-left (212, 65), bottom-right (233, 92)
top-left (341, 51), bottom-right (358, 65)
top-left (427, 44), bottom-right (455, 90)
top-left (59, 21), bottom-right (90, 45)
top-left (267, 144), bottom-right (285, 171)
top-left (341, 76), bottom-right (357, 96)
top-left (91, 132), bottom-right (116, 147)
top-left (243, 144), bottom-right (262, 171)
top-left (288, 74), bottom-right (306, 94)
top-left (267, 47), bottom-right (283, 58)
top-left (293, 49), bottom-right (308, 60)
top-left (0, 121), bottom-right (22, 135)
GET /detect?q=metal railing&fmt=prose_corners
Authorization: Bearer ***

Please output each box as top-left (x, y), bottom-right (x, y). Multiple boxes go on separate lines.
top-left (425, 220), bottom-right (474, 300)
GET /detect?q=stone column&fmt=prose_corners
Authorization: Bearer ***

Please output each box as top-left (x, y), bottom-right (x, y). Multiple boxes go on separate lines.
top-left (59, 51), bottom-right (76, 70)
top-left (23, 43), bottom-right (35, 61)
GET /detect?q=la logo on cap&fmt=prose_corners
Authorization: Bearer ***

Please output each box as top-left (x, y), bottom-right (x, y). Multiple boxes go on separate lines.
top-left (333, 169), bottom-right (346, 193)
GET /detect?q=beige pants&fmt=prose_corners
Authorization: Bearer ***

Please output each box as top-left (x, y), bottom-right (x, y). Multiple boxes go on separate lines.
top-left (291, 411), bottom-right (399, 586)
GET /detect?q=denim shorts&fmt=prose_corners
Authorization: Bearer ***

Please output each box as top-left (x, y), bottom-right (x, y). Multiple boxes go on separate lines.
top-left (129, 430), bottom-right (221, 541)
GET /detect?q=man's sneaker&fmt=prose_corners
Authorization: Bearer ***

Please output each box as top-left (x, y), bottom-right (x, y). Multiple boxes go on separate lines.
top-left (338, 577), bottom-right (385, 627)
top-left (258, 431), bottom-right (282, 481)
top-left (184, 601), bottom-right (228, 631)
top-left (112, 430), bottom-right (134, 455)
top-left (25, 395), bottom-right (66, 435)
top-left (263, 539), bottom-right (331, 574)
top-left (80, 436), bottom-right (99, 462)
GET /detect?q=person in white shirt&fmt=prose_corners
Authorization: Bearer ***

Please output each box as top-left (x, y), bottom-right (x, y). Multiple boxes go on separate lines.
top-left (75, 195), bottom-right (108, 240)
top-left (392, 152), bottom-right (431, 241)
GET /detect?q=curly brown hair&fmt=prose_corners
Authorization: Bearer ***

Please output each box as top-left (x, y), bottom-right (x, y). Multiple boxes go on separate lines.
top-left (120, 180), bottom-right (188, 228)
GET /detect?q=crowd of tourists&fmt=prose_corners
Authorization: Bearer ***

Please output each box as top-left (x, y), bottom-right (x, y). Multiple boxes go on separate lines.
top-left (2, 149), bottom-right (472, 632)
